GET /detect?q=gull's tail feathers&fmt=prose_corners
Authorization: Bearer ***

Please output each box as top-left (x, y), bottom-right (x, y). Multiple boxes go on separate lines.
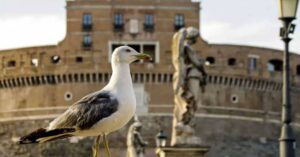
top-left (18, 128), bottom-right (76, 144)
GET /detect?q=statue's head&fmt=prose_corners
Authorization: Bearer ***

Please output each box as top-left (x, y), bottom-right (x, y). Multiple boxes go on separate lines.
top-left (133, 122), bottom-right (142, 131)
top-left (186, 27), bottom-right (199, 45)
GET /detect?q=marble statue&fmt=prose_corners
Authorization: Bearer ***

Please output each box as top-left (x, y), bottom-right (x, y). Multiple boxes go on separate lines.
top-left (171, 27), bottom-right (206, 146)
top-left (127, 116), bottom-right (148, 157)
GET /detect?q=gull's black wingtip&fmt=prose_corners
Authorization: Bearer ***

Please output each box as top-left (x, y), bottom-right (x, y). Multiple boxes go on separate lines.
top-left (17, 128), bottom-right (46, 145)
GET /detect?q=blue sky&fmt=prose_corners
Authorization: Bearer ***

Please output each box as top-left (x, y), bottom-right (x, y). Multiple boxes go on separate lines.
top-left (0, 0), bottom-right (299, 54)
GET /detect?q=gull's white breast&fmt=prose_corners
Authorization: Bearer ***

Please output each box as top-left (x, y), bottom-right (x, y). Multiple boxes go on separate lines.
top-left (76, 87), bottom-right (136, 137)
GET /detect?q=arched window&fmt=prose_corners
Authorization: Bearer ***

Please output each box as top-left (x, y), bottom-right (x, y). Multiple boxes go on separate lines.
top-left (205, 57), bottom-right (215, 65)
top-left (31, 58), bottom-right (38, 67)
top-left (51, 55), bottom-right (61, 64)
top-left (228, 58), bottom-right (236, 66)
top-left (268, 59), bottom-right (283, 72)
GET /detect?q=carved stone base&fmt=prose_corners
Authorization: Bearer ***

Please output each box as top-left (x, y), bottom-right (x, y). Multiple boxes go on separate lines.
top-left (173, 136), bottom-right (201, 146)
top-left (156, 146), bottom-right (210, 157)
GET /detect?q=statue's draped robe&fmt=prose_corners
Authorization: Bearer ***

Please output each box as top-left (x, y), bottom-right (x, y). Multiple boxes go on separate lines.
top-left (172, 29), bottom-right (187, 124)
top-left (171, 28), bottom-right (205, 145)
top-left (127, 125), bottom-right (147, 157)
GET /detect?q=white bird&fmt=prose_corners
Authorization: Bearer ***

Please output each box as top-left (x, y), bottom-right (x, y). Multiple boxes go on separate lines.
top-left (18, 46), bottom-right (151, 157)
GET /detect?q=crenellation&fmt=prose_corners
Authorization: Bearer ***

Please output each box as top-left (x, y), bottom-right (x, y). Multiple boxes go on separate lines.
top-left (258, 80), bottom-right (264, 90)
top-left (92, 73), bottom-right (97, 82)
top-left (267, 82), bottom-right (274, 91)
top-left (79, 73), bottom-right (84, 82)
top-left (25, 77), bottom-right (30, 86)
top-left (0, 71), bottom-right (287, 93)
top-left (273, 82), bottom-right (278, 91)
top-left (229, 77), bottom-right (233, 86)
top-left (151, 73), bottom-right (156, 83)
top-left (55, 75), bottom-right (60, 84)
top-left (62, 74), bottom-right (67, 83)
top-left (74, 73), bottom-right (78, 82)
top-left (104, 73), bottom-right (110, 82)
top-left (247, 79), bottom-right (252, 89)
top-left (2, 80), bottom-right (6, 88)
top-left (223, 77), bottom-right (228, 85)
top-left (168, 74), bottom-right (173, 83)
top-left (85, 73), bottom-right (90, 82)
top-left (97, 73), bottom-right (102, 82)
top-left (213, 75), bottom-right (218, 84)
top-left (16, 78), bottom-right (21, 87)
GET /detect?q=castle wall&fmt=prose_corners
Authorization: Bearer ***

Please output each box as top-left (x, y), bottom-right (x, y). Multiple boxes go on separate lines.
top-left (1, 43), bottom-right (300, 123)
top-left (0, 0), bottom-right (299, 119)
top-left (0, 114), bottom-right (299, 157)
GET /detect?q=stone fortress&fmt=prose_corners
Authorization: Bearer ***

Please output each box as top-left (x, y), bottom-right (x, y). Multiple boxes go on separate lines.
top-left (0, 0), bottom-right (299, 157)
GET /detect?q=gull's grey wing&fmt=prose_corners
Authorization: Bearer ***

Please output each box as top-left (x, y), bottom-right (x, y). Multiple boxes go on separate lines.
top-left (49, 91), bottom-right (119, 130)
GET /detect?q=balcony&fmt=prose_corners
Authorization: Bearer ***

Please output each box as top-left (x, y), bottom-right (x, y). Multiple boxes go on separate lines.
top-left (114, 23), bottom-right (124, 32)
top-left (82, 24), bottom-right (93, 32)
top-left (82, 42), bottom-right (93, 50)
top-left (174, 24), bottom-right (185, 31)
top-left (144, 24), bottom-right (155, 32)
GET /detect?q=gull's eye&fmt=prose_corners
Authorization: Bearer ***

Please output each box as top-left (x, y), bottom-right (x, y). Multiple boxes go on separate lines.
top-left (125, 49), bottom-right (131, 53)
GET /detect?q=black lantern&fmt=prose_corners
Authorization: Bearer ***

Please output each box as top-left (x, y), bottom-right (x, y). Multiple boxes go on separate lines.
top-left (156, 130), bottom-right (167, 147)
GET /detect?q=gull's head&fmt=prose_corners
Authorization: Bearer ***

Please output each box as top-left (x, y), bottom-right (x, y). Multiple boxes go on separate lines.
top-left (111, 46), bottom-right (152, 64)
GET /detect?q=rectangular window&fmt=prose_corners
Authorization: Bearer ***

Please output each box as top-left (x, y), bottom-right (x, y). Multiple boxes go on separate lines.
top-left (75, 56), bottom-right (83, 63)
top-left (109, 42), bottom-right (159, 63)
top-left (174, 14), bottom-right (184, 30)
top-left (112, 44), bottom-right (123, 52)
top-left (143, 45), bottom-right (155, 63)
top-left (114, 13), bottom-right (124, 31)
top-left (82, 34), bottom-right (92, 49)
top-left (297, 65), bottom-right (300, 75)
top-left (145, 14), bottom-right (154, 25)
top-left (128, 44), bottom-right (141, 53)
top-left (249, 57), bottom-right (257, 71)
top-left (82, 13), bottom-right (92, 31)
top-left (128, 44), bottom-right (142, 63)
top-left (144, 14), bottom-right (154, 32)
top-left (7, 60), bottom-right (16, 67)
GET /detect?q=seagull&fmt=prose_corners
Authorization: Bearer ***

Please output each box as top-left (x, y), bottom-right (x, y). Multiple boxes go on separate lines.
top-left (18, 46), bottom-right (151, 157)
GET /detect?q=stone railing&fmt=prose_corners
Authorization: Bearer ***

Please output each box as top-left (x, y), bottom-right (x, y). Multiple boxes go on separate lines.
top-left (149, 105), bottom-right (300, 124)
top-left (206, 74), bottom-right (283, 91)
top-left (0, 72), bottom-right (174, 89)
top-left (0, 72), bottom-right (286, 92)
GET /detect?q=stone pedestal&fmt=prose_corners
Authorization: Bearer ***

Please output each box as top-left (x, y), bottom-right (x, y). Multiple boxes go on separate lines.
top-left (156, 146), bottom-right (210, 157)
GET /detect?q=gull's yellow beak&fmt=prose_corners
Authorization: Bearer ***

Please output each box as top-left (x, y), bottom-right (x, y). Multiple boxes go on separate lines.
top-left (134, 53), bottom-right (152, 61)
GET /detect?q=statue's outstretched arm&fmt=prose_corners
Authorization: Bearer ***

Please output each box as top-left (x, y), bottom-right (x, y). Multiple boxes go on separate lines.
top-left (134, 133), bottom-right (148, 146)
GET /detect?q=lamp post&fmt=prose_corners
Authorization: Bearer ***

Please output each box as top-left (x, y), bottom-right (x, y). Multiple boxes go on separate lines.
top-left (278, 0), bottom-right (299, 157)
top-left (156, 130), bottom-right (167, 147)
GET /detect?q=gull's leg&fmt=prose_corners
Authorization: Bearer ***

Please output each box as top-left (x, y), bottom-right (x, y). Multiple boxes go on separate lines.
top-left (103, 134), bottom-right (111, 157)
top-left (93, 135), bottom-right (101, 157)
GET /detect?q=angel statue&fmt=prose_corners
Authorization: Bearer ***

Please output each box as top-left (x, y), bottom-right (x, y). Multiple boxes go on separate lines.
top-left (171, 27), bottom-right (206, 146)
top-left (127, 116), bottom-right (148, 157)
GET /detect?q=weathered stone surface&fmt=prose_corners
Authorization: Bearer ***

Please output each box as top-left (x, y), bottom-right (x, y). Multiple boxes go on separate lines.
top-left (0, 114), bottom-right (299, 157)
top-left (156, 146), bottom-right (210, 157)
